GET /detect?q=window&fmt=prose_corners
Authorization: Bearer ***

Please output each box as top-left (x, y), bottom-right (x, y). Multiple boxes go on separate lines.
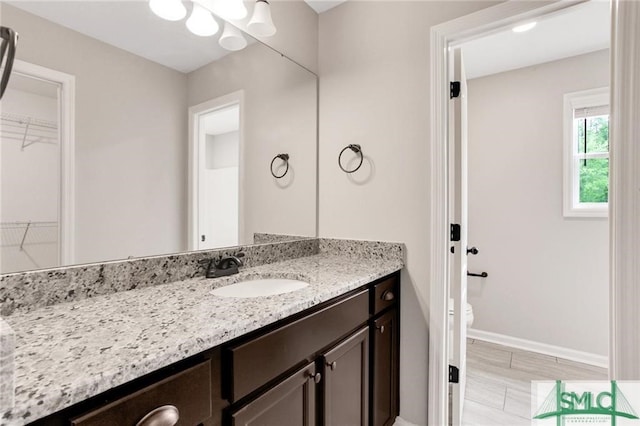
top-left (563, 87), bottom-right (609, 218)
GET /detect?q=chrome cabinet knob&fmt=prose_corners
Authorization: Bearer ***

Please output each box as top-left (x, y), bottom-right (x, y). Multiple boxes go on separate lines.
top-left (377, 325), bottom-right (385, 334)
top-left (326, 361), bottom-right (337, 371)
top-left (136, 405), bottom-right (180, 426)
top-left (381, 290), bottom-right (395, 301)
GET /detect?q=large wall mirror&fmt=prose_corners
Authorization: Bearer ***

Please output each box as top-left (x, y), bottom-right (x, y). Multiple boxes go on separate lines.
top-left (0, 1), bottom-right (318, 274)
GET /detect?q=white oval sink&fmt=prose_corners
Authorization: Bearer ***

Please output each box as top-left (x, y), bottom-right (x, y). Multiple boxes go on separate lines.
top-left (210, 279), bottom-right (309, 298)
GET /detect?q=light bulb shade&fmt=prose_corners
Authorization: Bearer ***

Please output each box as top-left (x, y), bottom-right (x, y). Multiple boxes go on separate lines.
top-left (248, 0), bottom-right (276, 37)
top-left (149, 0), bottom-right (187, 21)
top-left (186, 3), bottom-right (219, 36)
top-left (219, 22), bottom-right (247, 51)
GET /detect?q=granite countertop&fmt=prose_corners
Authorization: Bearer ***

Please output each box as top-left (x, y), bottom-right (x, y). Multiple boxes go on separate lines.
top-left (1, 253), bottom-right (403, 425)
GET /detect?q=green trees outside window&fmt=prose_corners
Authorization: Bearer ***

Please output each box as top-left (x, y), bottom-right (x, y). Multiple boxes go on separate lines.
top-left (576, 116), bottom-right (609, 203)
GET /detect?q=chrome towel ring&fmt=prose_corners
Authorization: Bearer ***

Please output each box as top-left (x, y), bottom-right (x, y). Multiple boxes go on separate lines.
top-left (270, 153), bottom-right (290, 178)
top-left (338, 144), bottom-right (363, 173)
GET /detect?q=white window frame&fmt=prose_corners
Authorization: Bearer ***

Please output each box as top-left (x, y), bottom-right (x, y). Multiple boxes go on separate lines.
top-left (563, 87), bottom-right (610, 218)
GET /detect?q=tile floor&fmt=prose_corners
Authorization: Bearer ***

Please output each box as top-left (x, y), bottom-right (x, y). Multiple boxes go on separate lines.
top-left (461, 339), bottom-right (608, 425)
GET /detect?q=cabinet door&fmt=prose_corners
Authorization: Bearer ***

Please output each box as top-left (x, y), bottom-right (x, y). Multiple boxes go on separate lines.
top-left (322, 327), bottom-right (369, 426)
top-left (231, 362), bottom-right (316, 426)
top-left (371, 309), bottom-right (399, 426)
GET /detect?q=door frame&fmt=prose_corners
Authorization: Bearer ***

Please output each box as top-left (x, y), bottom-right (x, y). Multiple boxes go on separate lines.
top-left (187, 90), bottom-right (245, 250)
top-left (426, 1), bottom-right (633, 424)
top-left (9, 59), bottom-right (76, 265)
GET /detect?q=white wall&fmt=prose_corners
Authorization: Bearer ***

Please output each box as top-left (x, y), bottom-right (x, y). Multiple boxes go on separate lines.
top-left (1, 87), bottom-right (59, 272)
top-left (204, 131), bottom-right (240, 248)
top-left (318, 2), bottom-right (497, 423)
top-left (188, 43), bottom-right (318, 244)
top-left (233, 0), bottom-right (319, 73)
top-left (466, 50), bottom-right (610, 356)
top-left (2, 4), bottom-right (189, 264)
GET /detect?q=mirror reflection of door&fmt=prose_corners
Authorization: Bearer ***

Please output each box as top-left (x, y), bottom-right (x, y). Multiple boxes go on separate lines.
top-left (0, 73), bottom-right (61, 273)
top-left (197, 103), bottom-right (241, 250)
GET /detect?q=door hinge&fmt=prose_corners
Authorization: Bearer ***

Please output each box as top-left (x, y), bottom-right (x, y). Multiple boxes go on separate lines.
top-left (449, 365), bottom-right (460, 383)
top-left (450, 224), bottom-right (461, 242)
top-left (450, 81), bottom-right (461, 99)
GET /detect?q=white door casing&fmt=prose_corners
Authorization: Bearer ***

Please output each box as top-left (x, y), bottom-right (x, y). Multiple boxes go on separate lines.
top-left (609, 0), bottom-right (640, 380)
top-left (428, 2), bottom-right (605, 425)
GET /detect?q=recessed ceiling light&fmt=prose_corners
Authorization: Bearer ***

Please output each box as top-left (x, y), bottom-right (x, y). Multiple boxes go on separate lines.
top-left (513, 22), bottom-right (537, 33)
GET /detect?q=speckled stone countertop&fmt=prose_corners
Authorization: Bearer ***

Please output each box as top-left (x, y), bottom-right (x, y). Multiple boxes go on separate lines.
top-left (0, 252), bottom-right (403, 425)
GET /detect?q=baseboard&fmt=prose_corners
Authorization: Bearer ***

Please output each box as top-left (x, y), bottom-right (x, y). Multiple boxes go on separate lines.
top-left (468, 328), bottom-right (609, 369)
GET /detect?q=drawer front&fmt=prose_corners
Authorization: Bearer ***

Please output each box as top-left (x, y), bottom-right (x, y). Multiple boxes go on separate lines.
top-left (373, 276), bottom-right (398, 315)
top-left (71, 361), bottom-right (212, 426)
top-left (226, 289), bottom-right (369, 402)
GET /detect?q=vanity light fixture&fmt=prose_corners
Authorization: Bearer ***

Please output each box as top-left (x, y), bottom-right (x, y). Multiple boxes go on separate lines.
top-left (186, 3), bottom-right (220, 37)
top-left (512, 21), bottom-right (537, 33)
top-left (219, 22), bottom-right (248, 51)
top-left (149, 0), bottom-right (276, 50)
top-left (149, 0), bottom-right (187, 21)
top-left (247, 0), bottom-right (276, 37)
top-left (216, 0), bottom-right (248, 20)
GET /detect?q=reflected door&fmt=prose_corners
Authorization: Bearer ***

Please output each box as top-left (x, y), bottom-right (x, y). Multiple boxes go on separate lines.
top-left (192, 93), bottom-right (243, 250)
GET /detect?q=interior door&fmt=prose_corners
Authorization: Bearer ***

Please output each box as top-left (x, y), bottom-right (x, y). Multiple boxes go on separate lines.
top-left (449, 47), bottom-right (469, 426)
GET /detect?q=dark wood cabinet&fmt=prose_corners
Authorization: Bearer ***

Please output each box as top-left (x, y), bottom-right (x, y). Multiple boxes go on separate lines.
top-left (224, 290), bottom-right (369, 403)
top-left (322, 327), bottom-right (369, 426)
top-left (371, 309), bottom-right (399, 426)
top-left (231, 362), bottom-right (317, 426)
top-left (33, 272), bottom-right (401, 426)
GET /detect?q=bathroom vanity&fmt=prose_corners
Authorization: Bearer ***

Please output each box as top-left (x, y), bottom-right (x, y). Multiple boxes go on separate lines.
top-left (0, 239), bottom-right (403, 426)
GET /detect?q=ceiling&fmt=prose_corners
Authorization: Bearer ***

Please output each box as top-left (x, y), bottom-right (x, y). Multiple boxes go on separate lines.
top-left (7, 1), bottom-right (256, 73)
top-left (203, 105), bottom-right (239, 135)
top-left (7, 0), bottom-right (607, 78)
top-left (6, 0), bottom-right (344, 75)
top-left (462, 1), bottom-right (610, 80)
top-left (304, 0), bottom-right (346, 14)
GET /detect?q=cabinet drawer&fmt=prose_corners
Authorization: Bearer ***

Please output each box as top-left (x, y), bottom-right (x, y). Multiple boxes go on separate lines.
top-left (71, 361), bottom-right (212, 426)
top-left (225, 289), bottom-right (369, 402)
top-left (372, 276), bottom-right (398, 315)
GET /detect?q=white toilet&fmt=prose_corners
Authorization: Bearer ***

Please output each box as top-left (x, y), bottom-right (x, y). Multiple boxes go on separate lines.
top-left (448, 298), bottom-right (474, 357)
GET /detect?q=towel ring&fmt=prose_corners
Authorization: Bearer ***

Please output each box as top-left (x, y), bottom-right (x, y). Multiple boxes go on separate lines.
top-left (270, 153), bottom-right (290, 178)
top-left (338, 144), bottom-right (363, 173)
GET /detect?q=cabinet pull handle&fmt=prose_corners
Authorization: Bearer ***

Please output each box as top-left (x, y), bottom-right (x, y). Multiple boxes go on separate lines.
top-left (381, 290), bottom-right (395, 301)
top-left (308, 372), bottom-right (322, 384)
top-left (377, 325), bottom-right (385, 334)
top-left (136, 405), bottom-right (180, 426)
top-left (326, 361), bottom-right (337, 371)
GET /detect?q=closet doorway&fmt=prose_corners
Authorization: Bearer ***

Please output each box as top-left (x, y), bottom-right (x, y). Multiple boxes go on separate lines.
top-left (0, 60), bottom-right (75, 273)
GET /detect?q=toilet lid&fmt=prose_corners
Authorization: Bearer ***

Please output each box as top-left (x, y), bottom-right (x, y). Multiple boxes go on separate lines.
top-left (448, 298), bottom-right (473, 314)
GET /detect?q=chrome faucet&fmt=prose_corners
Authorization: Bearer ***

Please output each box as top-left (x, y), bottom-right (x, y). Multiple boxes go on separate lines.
top-left (200, 251), bottom-right (245, 278)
